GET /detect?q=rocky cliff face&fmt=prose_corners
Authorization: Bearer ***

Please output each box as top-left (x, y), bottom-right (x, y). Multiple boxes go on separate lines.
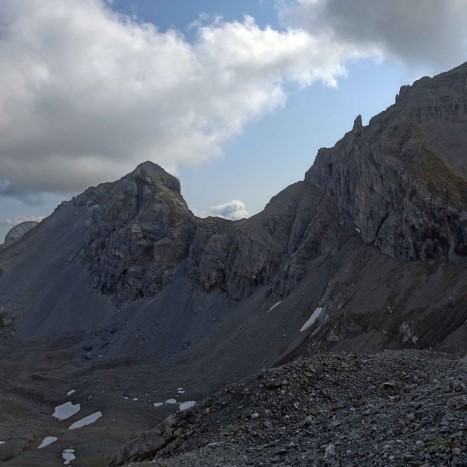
top-left (73, 162), bottom-right (196, 302)
top-left (306, 62), bottom-right (467, 261)
top-left (70, 162), bottom-right (356, 305)
top-left (72, 162), bottom-right (282, 304)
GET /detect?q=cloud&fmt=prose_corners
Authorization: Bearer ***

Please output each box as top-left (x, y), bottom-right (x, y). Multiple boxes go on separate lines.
top-left (210, 200), bottom-right (250, 220)
top-left (0, 0), bottom-right (379, 199)
top-left (281, 0), bottom-right (467, 70)
top-left (1, 215), bottom-right (45, 227)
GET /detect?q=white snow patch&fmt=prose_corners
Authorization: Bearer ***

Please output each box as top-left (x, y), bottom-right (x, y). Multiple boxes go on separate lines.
top-left (0, 441), bottom-right (5, 445)
top-left (300, 307), bottom-right (324, 332)
top-left (165, 399), bottom-right (177, 404)
top-left (62, 448), bottom-right (76, 465)
top-left (177, 389), bottom-right (185, 394)
top-left (355, 227), bottom-right (361, 233)
top-left (132, 398), bottom-right (138, 401)
top-left (179, 401), bottom-right (196, 411)
top-left (66, 390), bottom-right (76, 396)
top-left (38, 436), bottom-right (58, 449)
top-left (68, 411), bottom-right (102, 430)
top-left (267, 301), bottom-right (282, 312)
top-left (153, 402), bottom-right (164, 408)
top-left (53, 402), bottom-right (81, 420)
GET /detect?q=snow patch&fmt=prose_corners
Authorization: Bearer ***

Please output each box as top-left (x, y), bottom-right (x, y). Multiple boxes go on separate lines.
top-left (66, 390), bottom-right (76, 396)
top-left (165, 399), bottom-right (177, 404)
top-left (300, 307), bottom-right (324, 332)
top-left (179, 401), bottom-right (196, 411)
top-left (53, 402), bottom-right (81, 420)
top-left (267, 301), bottom-right (282, 312)
top-left (153, 402), bottom-right (164, 408)
top-left (68, 411), bottom-right (102, 430)
top-left (38, 436), bottom-right (58, 449)
top-left (62, 448), bottom-right (76, 465)
top-left (0, 441), bottom-right (5, 445)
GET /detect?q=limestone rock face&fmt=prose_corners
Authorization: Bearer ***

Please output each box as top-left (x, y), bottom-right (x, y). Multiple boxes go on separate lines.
top-left (306, 62), bottom-right (467, 261)
top-left (73, 162), bottom-right (284, 303)
top-left (71, 63), bottom-right (467, 306)
top-left (4, 221), bottom-right (39, 245)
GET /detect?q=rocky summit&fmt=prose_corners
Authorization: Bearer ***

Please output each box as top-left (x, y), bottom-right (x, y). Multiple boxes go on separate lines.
top-left (1, 63), bottom-right (467, 466)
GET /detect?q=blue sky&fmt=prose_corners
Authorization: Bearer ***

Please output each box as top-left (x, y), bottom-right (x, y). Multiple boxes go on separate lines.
top-left (0, 0), bottom-right (465, 240)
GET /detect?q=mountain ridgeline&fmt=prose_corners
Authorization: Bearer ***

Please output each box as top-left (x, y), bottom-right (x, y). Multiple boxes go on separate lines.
top-left (2, 61), bottom-right (467, 466)
top-left (2, 64), bottom-right (467, 357)
top-left (71, 62), bottom-right (467, 310)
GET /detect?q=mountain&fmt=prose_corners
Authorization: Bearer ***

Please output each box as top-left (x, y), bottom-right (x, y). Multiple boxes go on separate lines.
top-left (4, 221), bottom-right (39, 245)
top-left (1, 62), bottom-right (467, 465)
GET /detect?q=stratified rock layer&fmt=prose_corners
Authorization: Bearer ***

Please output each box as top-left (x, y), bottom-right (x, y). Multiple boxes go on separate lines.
top-left (306, 62), bottom-right (467, 261)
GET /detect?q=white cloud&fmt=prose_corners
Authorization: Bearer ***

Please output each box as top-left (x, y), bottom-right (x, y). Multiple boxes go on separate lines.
top-left (281, 0), bottom-right (467, 71)
top-left (210, 200), bottom-right (250, 220)
top-left (1, 215), bottom-right (45, 226)
top-left (0, 0), bottom-right (380, 199)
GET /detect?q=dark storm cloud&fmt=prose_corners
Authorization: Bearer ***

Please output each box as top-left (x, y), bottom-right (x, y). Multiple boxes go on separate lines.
top-left (283, 0), bottom-right (467, 69)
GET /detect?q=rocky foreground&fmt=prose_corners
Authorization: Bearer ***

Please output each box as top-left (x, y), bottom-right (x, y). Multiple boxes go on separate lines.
top-left (116, 350), bottom-right (467, 466)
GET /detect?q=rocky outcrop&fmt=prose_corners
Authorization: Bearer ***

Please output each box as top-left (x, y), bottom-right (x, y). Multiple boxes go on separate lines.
top-left (4, 221), bottom-right (39, 245)
top-left (73, 162), bottom-right (196, 302)
top-left (73, 162), bottom-right (285, 303)
top-left (306, 62), bottom-right (467, 261)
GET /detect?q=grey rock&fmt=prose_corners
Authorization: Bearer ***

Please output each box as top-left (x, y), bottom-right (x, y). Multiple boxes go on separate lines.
top-left (306, 62), bottom-right (467, 262)
top-left (4, 221), bottom-right (39, 245)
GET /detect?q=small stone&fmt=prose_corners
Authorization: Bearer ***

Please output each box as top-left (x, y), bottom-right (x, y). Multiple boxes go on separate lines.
top-left (274, 448), bottom-right (287, 456)
top-left (380, 382), bottom-right (396, 390)
top-left (324, 444), bottom-right (336, 459)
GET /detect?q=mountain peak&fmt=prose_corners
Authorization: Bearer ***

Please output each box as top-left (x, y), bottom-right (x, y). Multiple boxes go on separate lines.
top-left (130, 161), bottom-right (181, 193)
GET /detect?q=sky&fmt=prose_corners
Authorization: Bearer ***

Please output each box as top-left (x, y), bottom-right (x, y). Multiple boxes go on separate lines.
top-left (1, 0), bottom-right (467, 241)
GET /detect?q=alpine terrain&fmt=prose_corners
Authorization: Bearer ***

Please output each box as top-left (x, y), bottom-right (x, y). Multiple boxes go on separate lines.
top-left (1, 62), bottom-right (467, 466)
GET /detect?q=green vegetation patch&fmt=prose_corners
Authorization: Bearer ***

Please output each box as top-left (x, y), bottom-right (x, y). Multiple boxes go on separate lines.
top-left (410, 147), bottom-right (467, 206)
top-left (426, 437), bottom-right (447, 449)
top-left (160, 190), bottom-right (182, 227)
